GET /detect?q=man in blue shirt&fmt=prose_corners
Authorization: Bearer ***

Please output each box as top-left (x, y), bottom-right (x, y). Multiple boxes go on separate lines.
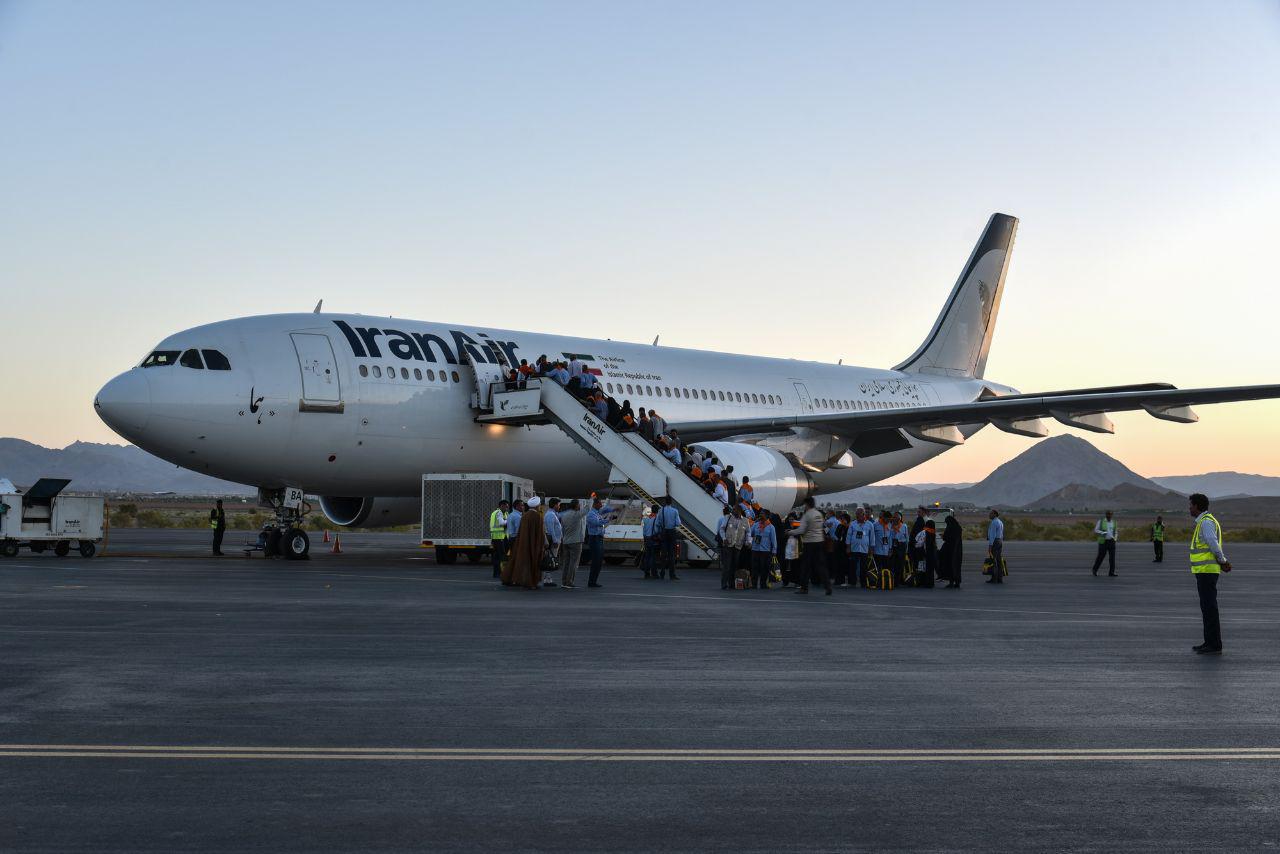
top-left (749, 515), bottom-right (777, 590)
top-left (872, 511), bottom-right (893, 580)
top-left (505, 501), bottom-right (524, 540)
top-left (585, 498), bottom-right (616, 588)
top-left (845, 508), bottom-right (875, 588)
top-left (641, 504), bottom-right (659, 579)
top-left (654, 498), bottom-right (683, 580)
top-left (544, 498), bottom-right (563, 587)
top-left (987, 509), bottom-right (1005, 585)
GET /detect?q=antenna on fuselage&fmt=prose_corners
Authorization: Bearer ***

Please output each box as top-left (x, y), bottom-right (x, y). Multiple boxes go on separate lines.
top-left (313, 299), bottom-right (323, 314)
top-left (652, 335), bottom-right (660, 346)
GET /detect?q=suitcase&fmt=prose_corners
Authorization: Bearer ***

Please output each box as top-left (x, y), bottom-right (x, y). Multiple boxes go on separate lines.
top-left (981, 556), bottom-right (1009, 577)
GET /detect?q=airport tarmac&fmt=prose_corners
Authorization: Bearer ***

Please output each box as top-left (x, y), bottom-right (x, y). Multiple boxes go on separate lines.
top-left (2, 532), bottom-right (1278, 852)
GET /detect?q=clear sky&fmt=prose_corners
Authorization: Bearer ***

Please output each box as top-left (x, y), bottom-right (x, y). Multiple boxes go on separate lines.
top-left (2, 0), bottom-right (1278, 483)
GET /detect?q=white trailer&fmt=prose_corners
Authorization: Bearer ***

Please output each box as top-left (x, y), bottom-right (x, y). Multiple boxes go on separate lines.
top-left (421, 473), bottom-right (535, 565)
top-left (0, 478), bottom-right (105, 558)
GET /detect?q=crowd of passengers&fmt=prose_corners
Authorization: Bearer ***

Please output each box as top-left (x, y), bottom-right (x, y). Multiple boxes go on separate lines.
top-left (503, 354), bottom-right (748, 504)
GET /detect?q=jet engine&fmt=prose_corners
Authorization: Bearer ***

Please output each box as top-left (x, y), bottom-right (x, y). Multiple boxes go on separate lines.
top-left (318, 496), bottom-right (421, 528)
top-left (691, 442), bottom-right (813, 515)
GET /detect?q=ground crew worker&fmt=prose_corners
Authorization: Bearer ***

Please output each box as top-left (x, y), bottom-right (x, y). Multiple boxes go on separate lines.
top-left (1150, 515), bottom-right (1165, 563)
top-left (209, 499), bottom-right (226, 556)
top-left (1092, 510), bottom-right (1118, 576)
top-left (489, 500), bottom-right (510, 578)
top-left (1188, 493), bottom-right (1230, 654)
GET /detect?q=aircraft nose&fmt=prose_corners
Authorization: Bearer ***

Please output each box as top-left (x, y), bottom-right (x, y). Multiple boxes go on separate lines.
top-left (95, 369), bottom-right (152, 436)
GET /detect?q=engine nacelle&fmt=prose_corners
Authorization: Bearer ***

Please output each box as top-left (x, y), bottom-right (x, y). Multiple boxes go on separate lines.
top-left (318, 496), bottom-right (421, 528)
top-left (691, 442), bottom-right (813, 515)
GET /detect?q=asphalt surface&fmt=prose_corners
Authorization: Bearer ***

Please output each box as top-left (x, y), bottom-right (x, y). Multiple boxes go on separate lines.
top-left (2, 532), bottom-right (1279, 852)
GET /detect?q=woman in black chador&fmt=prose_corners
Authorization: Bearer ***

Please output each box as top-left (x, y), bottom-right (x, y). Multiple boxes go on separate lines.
top-left (939, 514), bottom-right (964, 589)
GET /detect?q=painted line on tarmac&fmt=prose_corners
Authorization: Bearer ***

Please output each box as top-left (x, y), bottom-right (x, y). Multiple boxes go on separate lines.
top-left (310, 571), bottom-right (1278, 624)
top-left (2, 745), bottom-right (1280, 763)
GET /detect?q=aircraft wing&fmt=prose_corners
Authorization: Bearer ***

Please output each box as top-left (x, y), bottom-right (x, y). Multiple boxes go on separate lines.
top-left (672, 383), bottom-right (1280, 447)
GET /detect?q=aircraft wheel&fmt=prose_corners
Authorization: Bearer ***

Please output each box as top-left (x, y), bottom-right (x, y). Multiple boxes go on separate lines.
top-left (435, 546), bottom-right (457, 565)
top-left (78, 541), bottom-right (97, 558)
top-left (282, 528), bottom-right (310, 560)
top-left (54, 541), bottom-right (70, 557)
top-left (0, 540), bottom-right (17, 558)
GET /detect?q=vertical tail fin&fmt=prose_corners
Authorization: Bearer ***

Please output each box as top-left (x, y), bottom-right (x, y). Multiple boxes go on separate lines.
top-left (894, 213), bottom-right (1018, 378)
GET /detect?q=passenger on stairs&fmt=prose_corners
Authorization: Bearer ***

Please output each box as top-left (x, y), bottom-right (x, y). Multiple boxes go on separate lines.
top-left (589, 391), bottom-right (609, 420)
top-left (738, 477), bottom-right (754, 505)
top-left (638, 409), bottom-right (654, 442)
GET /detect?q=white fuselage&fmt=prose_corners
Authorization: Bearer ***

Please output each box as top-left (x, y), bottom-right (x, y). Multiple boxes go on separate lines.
top-left (96, 313), bottom-right (1007, 499)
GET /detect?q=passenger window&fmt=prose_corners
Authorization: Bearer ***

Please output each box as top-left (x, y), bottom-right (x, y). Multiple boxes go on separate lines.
top-left (646, 385), bottom-right (653, 396)
top-left (626, 384), bottom-right (634, 394)
top-left (400, 367), bottom-right (409, 380)
top-left (201, 349), bottom-right (231, 370)
top-left (359, 365), bottom-right (369, 377)
top-left (451, 371), bottom-right (460, 383)
top-left (179, 349), bottom-right (204, 369)
top-left (386, 365), bottom-right (395, 378)
top-left (751, 394), bottom-right (759, 404)
top-left (427, 369), bottom-right (435, 381)
top-left (414, 369), bottom-right (422, 380)
top-left (682, 389), bottom-right (690, 398)
top-left (373, 366), bottom-right (382, 378)
top-left (141, 350), bottom-right (180, 368)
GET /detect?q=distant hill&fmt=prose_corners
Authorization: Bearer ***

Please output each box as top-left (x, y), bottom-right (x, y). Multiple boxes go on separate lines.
top-left (947, 435), bottom-right (1166, 508)
top-left (0, 439), bottom-right (253, 495)
top-left (1024, 482), bottom-right (1186, 512)
top-left (1151, 471), bottom-right (1280, 498)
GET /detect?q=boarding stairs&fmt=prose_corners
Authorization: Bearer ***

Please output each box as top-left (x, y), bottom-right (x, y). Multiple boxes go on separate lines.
top-left (475, 378), bottom-right (723, 555)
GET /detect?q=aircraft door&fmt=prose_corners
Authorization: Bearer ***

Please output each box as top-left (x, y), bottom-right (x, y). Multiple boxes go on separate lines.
top-left (290, 333), bottom-right (344, 412)
top-left (792, 382), bottom-right (814, 412)
top-left (471, 363), bottom-right (505, 409)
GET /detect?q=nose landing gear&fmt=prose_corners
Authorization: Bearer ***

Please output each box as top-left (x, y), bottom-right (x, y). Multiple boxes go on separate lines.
top-left (258, 487), bottom-right (313, 560)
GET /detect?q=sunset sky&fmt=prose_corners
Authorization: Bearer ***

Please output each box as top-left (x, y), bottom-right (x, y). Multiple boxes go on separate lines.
top-left (2, 1), bottom-right (1278, 483)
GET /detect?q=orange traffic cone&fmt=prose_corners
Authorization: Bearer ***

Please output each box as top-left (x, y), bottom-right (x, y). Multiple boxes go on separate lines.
top-left (322, 529), bottom-right (330, 543)
top-left (331, 535), bottom-right (342, 554)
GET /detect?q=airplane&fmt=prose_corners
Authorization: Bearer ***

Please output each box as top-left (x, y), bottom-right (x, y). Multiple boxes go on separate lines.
top-left (94, 213), bottom-right (1280, 557)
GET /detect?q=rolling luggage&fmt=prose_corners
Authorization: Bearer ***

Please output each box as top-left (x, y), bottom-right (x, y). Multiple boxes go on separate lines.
top-left (981, 556), bottom-right (1009, 577)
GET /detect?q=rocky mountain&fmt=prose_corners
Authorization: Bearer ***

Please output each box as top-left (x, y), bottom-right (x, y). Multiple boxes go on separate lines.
top-left (0, 439), bottom-right (254, 495)
top-left (1023, 482), bottom-right (1186, 512)
top-left (1151, 472), bottom-right (1280, 498)
top-left (944, 435), bottom-right (1166, 508)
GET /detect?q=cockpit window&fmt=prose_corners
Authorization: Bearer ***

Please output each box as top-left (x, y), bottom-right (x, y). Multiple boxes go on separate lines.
top-left (179, 349), bottom-right (205, 369)
top-left (201, 349), bottom-right (231, 370)
top-left (141, 350), bottom-right (180, 367)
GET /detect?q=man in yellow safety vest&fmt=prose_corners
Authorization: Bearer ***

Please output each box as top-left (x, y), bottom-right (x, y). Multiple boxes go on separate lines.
top-left (489, 500), bottom-right (510, 579)
top-left (1188, 493), bottom-right (1231, 655)
top-left (1150, 515), bottom-right (1165, 563)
